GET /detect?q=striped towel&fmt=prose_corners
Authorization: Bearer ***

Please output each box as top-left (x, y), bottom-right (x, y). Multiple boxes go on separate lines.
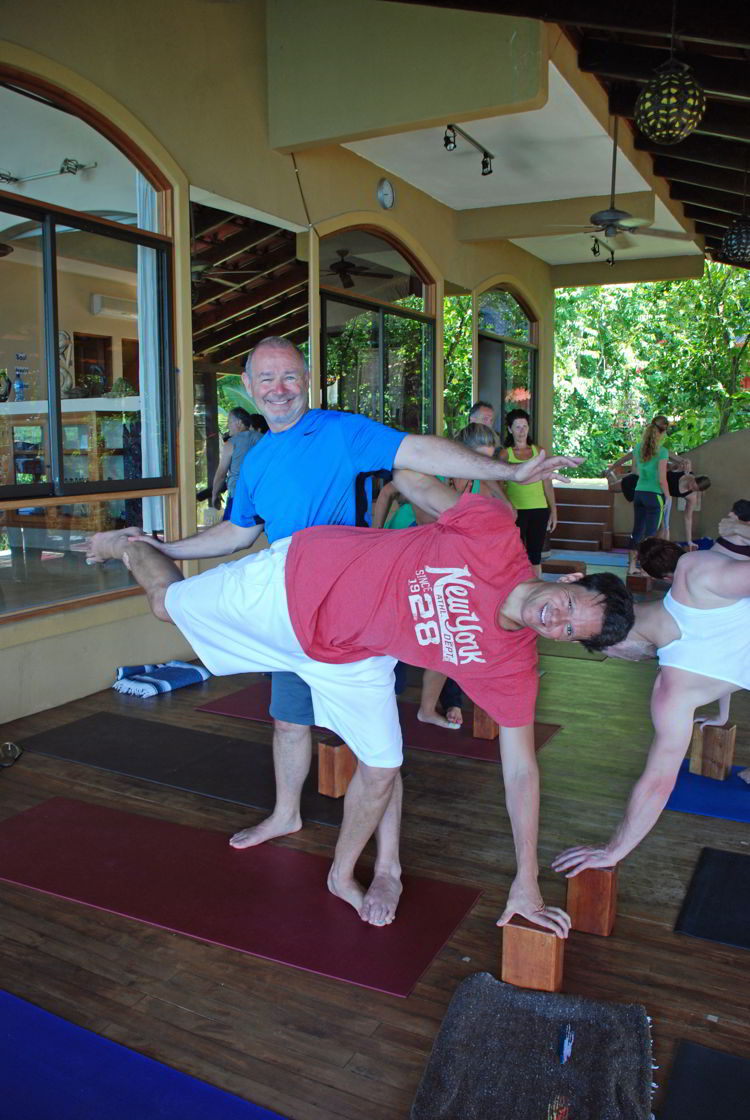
top-left (113, 660), bottom-right (211, 697)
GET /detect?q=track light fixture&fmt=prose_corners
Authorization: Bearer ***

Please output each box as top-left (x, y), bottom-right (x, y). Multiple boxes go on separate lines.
top-left (591, 236), bottom-right (615, 267)
top-left (443, 126), bottom-right (457, 151)
top-left (443, 123), bottom-right (495, 178)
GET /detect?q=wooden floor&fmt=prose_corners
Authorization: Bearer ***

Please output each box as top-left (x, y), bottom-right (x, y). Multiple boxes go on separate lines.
top-left (2, 654), bottom-right (749, 1118)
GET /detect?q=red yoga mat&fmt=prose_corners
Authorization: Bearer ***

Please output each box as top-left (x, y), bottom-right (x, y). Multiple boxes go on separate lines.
top-left (0, 799), bottom-right (481, 998)
top-left (198, 681), bottom-right (561, 761)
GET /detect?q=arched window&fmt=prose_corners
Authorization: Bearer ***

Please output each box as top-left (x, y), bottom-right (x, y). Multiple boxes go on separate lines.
top-left (0, 77), bottom-right (174, 617)
top-left (320, 228), bottom-right (435, 434)
top-left (477, 288), bottom-right (538, 433)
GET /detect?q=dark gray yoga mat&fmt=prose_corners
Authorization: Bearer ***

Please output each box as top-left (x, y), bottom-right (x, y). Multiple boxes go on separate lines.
top-left (19, 713), bottom-right (343, 828)
top-left (660, 1040), bottom-right (750, 1120)
top-left (674, 847), bottom-right (750, 950)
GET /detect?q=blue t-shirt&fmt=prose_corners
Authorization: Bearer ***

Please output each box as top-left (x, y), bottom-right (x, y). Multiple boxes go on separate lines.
top-left (231, 409), bottom-right (407, 543)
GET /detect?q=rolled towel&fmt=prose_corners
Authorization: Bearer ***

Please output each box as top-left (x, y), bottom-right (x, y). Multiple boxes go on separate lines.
top-left (113, 660), bottom-right (211, 697)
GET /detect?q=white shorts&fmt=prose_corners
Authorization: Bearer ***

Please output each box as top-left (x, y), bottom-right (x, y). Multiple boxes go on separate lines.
top-left (165, 538), bottom-right (402, 768)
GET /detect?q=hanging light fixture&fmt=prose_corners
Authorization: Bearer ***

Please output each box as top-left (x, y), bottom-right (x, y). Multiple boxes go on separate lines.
top-left (634, 0), bottom-right (706, 145)
top-left (719, 168), bottom-right (750, 265)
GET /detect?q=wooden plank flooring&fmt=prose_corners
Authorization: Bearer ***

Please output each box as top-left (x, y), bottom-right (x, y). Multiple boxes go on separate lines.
top-left (1, 655), bottom-right (749, 1118)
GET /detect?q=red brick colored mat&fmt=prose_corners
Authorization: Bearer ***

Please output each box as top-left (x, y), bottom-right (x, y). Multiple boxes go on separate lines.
top-left (0, 798), bottom-right (481, 998)
top-left (198, 682), bottom-right (561, 762)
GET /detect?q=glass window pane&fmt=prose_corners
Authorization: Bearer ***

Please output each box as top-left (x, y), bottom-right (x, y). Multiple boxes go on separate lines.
top-left (0, 496), bottom-right (166, 616)
top-left (504, 345), bottom-right (534, 418)
top-left (0, 212), bottom-right (51, 491)
top-left (324, 303), bottom-right (380, 419)
top-left (321, 231), bottom-right (425, 311)
top-left (55, 224), bottom-right (169, 528)
top-left (479, 289), bottom-right (532, 342)
top-left (2, 85), bottom-right (163, 234)
top-left (384, 314), bottom-right (433, 434)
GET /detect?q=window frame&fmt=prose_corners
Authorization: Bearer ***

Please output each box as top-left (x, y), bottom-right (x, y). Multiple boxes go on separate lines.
top-left (320, 290), bottom-right (436, 434)
top-left (477, 287), bottom-right (539, 435)
top-left (0, 192), bottom-right (176, 503)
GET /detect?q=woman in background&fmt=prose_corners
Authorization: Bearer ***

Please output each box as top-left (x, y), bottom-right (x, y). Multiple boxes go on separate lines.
top-left (628, 416), bottom-right (670, 574)
top-left (497, 408), bottom-right (556, 578)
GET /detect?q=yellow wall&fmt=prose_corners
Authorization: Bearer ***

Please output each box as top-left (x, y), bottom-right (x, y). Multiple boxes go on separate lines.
top-left (267, 0), bottom-right (543, 149)
top-left (0, 1), bottom-right (558, 721)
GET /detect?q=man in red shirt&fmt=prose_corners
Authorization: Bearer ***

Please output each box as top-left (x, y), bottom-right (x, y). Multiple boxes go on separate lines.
top-left (86, 470), bottom-right (632, 936)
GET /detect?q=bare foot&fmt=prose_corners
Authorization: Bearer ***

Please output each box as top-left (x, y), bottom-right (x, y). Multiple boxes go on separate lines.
top-left (739, 768), bottom-right (750, 786)
top-left (445, 705), bottom-right (463, 727)
top-left (327, 866), bottom-right (365, 917)
top-left (85, 526), bottom-right (142, 564)
top-left (361, 871), bottom-right (402, 926)
top-left (417, 707), bottom-right (460, 730)
top-left (229, 811), bottom-right (302, 848)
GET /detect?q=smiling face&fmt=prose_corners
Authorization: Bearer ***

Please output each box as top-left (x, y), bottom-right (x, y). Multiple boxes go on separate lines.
top-left (518, 581), bottom-right (605, 642)
top-left (243, 344), bottom-right (309, 433)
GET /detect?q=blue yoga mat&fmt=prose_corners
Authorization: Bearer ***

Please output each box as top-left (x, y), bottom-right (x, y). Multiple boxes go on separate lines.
top-left (665, 760), bottom-right (750, 824)
top-left (0, 990), bottom-right (285, 1120)
top-left (547, 549), bottom-right (628, 567)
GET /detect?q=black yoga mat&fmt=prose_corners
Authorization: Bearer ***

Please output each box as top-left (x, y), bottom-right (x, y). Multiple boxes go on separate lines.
top-left (674, 847), bottom-right (750, 950)
top-left (19, 713), bottom-right (343, 828)
top-left (660, 1040), bottom-right (750, 1120)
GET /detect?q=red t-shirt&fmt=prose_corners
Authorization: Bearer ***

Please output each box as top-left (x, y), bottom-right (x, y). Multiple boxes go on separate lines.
top-left (285, 495), bottom-right (538, 727)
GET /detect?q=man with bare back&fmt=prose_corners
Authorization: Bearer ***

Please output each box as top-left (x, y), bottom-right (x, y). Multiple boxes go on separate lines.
top-left (554, 503), bottom-right (750, 878)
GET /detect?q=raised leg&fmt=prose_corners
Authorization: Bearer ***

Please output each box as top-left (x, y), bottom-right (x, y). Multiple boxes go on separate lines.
top-left (87, 529), bottom-right (183, 621)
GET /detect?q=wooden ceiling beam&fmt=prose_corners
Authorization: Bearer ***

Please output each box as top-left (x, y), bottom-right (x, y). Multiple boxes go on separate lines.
top-left (652, 156), bottom-right (750, 196)
top-left (610, 82), bottom-right (750, 142)
top-left (682, 204), bottom-right (733, 230)
top-left (670, 182), bottom-right (747, 216)
top-left (695, 221), bottom-right (730, 240)
top-left (192, 265), bottom-right (308, 334)
top-left (579, 38), bottom-right (750, 101)
top-left (197, 290), bottom-right (309, 355)
top-left (634, 132), bottom-right (750, 173)
top-left (375, 1), bottom-right (750, 50)
top-left (192, 243), bottom-right (301, 312)
top-left (192, 224), bottom-right (288, 271)
top-left (211, 310), bottom-right (309, 365)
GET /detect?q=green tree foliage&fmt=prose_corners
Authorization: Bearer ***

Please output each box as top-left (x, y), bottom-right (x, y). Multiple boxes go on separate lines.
top-left (443, 295), bottom-right (473, 436)
top-left (553, 261), bottom-right (750, 476)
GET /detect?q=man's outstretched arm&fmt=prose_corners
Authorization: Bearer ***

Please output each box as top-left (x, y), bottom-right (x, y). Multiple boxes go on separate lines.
top-left (496, 723), bottom-right (571, 938)
top-left (552, 671), bottom-right (692, 876)
top-left (390, 469), bottom-right (458, 519)
top-left (394, 434), bottom-right (581, 486)
top-left (88, 518), bottom-right (264, 564)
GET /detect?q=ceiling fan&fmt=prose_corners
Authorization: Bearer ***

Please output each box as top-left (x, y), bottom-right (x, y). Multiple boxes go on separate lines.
top-left (552, 117), bottom-right (694, 253)
top-left (323, 248), bottom-right (394, 289)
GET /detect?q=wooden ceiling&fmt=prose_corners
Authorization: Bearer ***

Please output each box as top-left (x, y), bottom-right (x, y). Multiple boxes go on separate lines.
top-left (191, 203), bottom-right (308, 367)
top-left (379, 0), bottom-right (750, 262)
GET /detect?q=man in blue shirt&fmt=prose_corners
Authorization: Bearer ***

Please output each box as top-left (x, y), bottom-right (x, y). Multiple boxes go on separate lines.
top-left (119, 336), bottom-right (579, 927)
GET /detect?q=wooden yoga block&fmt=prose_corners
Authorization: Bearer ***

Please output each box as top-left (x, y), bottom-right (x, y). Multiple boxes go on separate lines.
top-left (689, 723), bottom-right (736, 781)
top-left (567, 867), bottom-right (617, 936)
top-left (317, 736), bottom-right (357, 798)
top-left (626, 572), bottom-right (652, 593)
top-left (541, 558), bottom-right (587, 576)
top-left (501, 915), bottom-right (564, 993)
top-left (472, 704), bottom-right (499, 741)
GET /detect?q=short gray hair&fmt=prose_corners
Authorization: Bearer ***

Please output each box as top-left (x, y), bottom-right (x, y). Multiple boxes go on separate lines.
top-left (245, 336), bottom-right (308, 376)
top-left (455, 422), bottom-right (499, 451)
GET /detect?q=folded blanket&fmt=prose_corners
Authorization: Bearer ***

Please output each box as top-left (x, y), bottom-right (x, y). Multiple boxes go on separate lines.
top-left (113, 661), bottom-right (211, 698)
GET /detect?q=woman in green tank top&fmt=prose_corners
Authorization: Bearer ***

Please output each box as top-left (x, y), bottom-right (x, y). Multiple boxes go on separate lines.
top-left (497, 409), bottom-right (557, 577)
top-left (628, 416), bottom-right (670, 575)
